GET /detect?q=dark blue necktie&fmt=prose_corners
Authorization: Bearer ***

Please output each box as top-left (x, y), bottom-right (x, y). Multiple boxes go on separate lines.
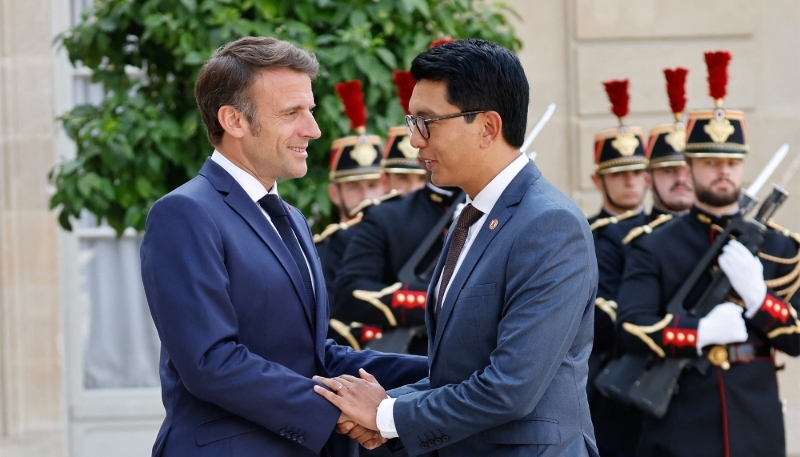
top-left (258, 195), bottom-right (316, 324)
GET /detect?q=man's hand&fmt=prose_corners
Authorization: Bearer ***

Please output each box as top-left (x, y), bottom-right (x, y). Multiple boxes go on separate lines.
top-left (336, 413), bottom-right (386, 450)
top-left (313, 368), bottom-right (386, 431)
top-left (696, 302), bottom-right (748, 354)
top-left (718, 239), bottom-right (767, 317)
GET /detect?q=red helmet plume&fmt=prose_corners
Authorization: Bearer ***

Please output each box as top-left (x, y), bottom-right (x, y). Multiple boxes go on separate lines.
top-left (602, 79), bottom-right (630, 122)
top-left (334, 80), bottom-right (367, 132)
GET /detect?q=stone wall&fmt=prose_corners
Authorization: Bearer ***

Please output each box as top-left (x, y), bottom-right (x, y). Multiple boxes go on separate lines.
top-left (0, 0), bottom-right (67, 455)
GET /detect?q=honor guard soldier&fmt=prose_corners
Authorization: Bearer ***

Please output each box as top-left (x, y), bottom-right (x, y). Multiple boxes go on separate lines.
top-left (381, 70), bottom-right (427, 196)
top-left (589, 79), bottom-right (650, 457)
top-left (588, 79), bottom-right (650, 229)
top-left (316, 80), bottom-right (398, 349)
top-left (330, 39), bottom-right (464, 356)
top-left (616, 51), bottom-right (800, 457)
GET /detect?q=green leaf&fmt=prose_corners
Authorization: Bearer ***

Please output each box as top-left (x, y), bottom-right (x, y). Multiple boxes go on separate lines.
top-left (135, 177), bottom-right (153, 198)
top-left (374, 47), bottom-right (397, 69)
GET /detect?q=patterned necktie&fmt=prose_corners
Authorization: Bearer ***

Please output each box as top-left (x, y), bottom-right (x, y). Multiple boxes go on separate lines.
top-left (258, 195), bottom-right (316, 324)
top-left (436, 204), bottom-right (484, 321)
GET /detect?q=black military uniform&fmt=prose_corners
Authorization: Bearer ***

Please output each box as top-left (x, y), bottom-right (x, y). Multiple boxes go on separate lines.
top-left (616, 61), bottom-right (800, 457)
top-left (316, 78), bottom-right (392, 349)
top-left (588, 83), bottom-right (650, 457)
top-left (332, 183), bottom-right (463, 355)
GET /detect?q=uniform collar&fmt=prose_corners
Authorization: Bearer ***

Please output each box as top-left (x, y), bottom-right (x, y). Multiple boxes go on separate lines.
top-left (689, 204), bottom-right (741, 228)
top-left (425, 182), bottom-right (461, 206)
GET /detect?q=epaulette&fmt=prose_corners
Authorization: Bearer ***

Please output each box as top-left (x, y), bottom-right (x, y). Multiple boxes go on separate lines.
top-left (347, 189), bottom-right (403, 218)
top-left (622, 214), bottom-right (674, 245)
top-left (589, 209), bottom-right (638, 232)
top-left (313, 212), bottom-right (363, 244)
top-left (766, 219), bottom-right (800, 244)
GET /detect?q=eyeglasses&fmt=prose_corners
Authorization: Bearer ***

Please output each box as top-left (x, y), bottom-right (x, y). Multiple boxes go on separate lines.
top-left (405, 110), bottom-right (486, 139)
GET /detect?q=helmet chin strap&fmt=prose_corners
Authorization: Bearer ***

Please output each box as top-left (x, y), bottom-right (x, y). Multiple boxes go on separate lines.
top-left (336, 184), bottom-right (353, 220)
top-left (649, 171), bottom-right (683, 213)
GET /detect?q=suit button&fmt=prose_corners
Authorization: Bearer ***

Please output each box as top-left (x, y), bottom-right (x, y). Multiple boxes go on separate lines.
top-left (428, 440), bottom-right (435, 446)
top-left (442, 436), bottom-right (450, 442)
top-left (435, 438), bottom-right (442, 444)
top-left (421, 443), bottom-right (428, 449)
top-left (297, 435), bottom-right (304, 444)
top-left (279, 429), bottom-right (287, 437)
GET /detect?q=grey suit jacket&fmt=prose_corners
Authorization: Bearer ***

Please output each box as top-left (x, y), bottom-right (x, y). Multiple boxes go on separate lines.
top-left (387, 161), bottom-right (600, 457)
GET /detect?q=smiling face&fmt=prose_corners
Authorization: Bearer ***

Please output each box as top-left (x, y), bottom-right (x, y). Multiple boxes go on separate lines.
top-left (232, 68), bottom-right (321, 190)
top-left (408, 80), bottom-right (487, 195)
top-left (328, 178), bottom-right (386, 220)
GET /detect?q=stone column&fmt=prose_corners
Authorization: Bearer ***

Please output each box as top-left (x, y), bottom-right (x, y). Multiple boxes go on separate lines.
top-left (0, 0), bottom-right (67, 455)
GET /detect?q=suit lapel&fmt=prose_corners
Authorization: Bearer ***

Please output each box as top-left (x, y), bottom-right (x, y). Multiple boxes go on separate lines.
top-left (430, 161), bottom-right (539, 360)
top-left (199, 159), bottom-right (314, 330)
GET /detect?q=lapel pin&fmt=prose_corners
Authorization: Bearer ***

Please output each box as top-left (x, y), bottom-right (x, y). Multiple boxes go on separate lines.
top-left (489, 219), bottom-right (499, 230)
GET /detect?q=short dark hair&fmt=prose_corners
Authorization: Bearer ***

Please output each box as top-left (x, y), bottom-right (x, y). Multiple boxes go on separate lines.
top-left (194, 37), bottom-right (319, 146)
top-left (410, 39), bottom-right (529, 148)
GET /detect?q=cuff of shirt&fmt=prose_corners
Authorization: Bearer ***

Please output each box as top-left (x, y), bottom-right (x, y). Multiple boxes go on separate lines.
top-left (376, 397), bottom-right (399, 439)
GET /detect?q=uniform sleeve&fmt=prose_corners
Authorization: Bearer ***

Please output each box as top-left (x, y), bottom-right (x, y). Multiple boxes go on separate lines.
top-left (593, 226), bottom-right (627, 353)
top-left (616, 241), bottom-right (702, 359)
top-left (332, 216), bottom-right (427, 329)
top-left (745, 235), bottom-right (800, 355)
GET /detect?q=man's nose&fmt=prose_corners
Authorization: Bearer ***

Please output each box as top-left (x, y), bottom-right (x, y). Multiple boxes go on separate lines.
top-left (302, 113), bottom-right (321, 139)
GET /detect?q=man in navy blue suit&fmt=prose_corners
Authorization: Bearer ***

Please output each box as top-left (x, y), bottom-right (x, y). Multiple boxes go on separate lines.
top-left (140, 37), bottom-right (427, 457)
top-left (315, 39), bottom-right (600, 457)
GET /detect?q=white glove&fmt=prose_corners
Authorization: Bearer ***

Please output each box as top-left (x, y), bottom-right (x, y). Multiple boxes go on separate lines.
top-left (696, 302), bottom-right (748, 355)
top-left (718, 239), bottom-right (767, 318)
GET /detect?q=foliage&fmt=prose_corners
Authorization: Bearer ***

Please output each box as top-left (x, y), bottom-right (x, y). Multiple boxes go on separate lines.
top-left (51, 0), bottom-right (521, 234)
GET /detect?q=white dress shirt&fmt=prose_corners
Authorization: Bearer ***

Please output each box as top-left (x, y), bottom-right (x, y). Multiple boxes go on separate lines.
top-left (211, 150), bottom-right (315, 293)
top-left (376, 152), bottom-right (530, 438)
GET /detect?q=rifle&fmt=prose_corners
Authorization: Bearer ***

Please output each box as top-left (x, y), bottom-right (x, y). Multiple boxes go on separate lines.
top-left (595, 145), bottom-right (791, 417)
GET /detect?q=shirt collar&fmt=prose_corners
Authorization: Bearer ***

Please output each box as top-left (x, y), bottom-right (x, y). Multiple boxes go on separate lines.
top-left (211, 150), bottom-right (278, 202)
top-left (468, 153), bottom-right (529, 215)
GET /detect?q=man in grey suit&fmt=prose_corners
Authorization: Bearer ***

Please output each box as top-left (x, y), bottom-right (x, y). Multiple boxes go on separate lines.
top-left (314, 39), bottom-right (600, 457)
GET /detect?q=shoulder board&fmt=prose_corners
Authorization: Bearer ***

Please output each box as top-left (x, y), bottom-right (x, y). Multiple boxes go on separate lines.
top-left (347, 189), bottom-right (403, 218)
top-left (313, 212), bottom-right (363, 244)
top-left (589, 209), bottom-right (638, 232)
top-left (622, 214), bottom-right (674, 245)
top-left (766, 219), bottom-right (800, 244)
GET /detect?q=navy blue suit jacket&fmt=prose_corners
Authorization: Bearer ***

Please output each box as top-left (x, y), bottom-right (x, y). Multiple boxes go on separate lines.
top-left (387, 161), bottom-right (600, 457)
top-left (141, 159), bottom-right (427, 457)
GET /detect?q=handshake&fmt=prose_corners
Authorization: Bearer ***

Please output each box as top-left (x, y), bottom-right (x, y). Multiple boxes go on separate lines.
top-left (313, 368), bottom-right (391, 450)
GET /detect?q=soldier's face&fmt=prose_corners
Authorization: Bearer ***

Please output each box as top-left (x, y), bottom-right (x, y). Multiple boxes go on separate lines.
top-left (690, 157), bottom-right (743, 207)
top-left (651, 164), bottom-right (694, 212)
top-left (384, 172), bottom-right (426, 195)
top-left (328, 179), bottom-right (385, 219)
top-left (592, 169), bottom-right (649, 211)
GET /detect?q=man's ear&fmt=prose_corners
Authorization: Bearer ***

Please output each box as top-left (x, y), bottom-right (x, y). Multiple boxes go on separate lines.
top-left (479, 111), bottom-right (503, 148)
top-left (327, 182), bottom-right (340, 208)
top-left (590, 173), bottom-right (603, 192)
top-left (218, 105), bottom-right (247, 139)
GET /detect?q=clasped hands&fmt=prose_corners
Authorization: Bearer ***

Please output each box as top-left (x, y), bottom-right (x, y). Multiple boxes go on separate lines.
top-left (313, 368), bottom-right (389, 450)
